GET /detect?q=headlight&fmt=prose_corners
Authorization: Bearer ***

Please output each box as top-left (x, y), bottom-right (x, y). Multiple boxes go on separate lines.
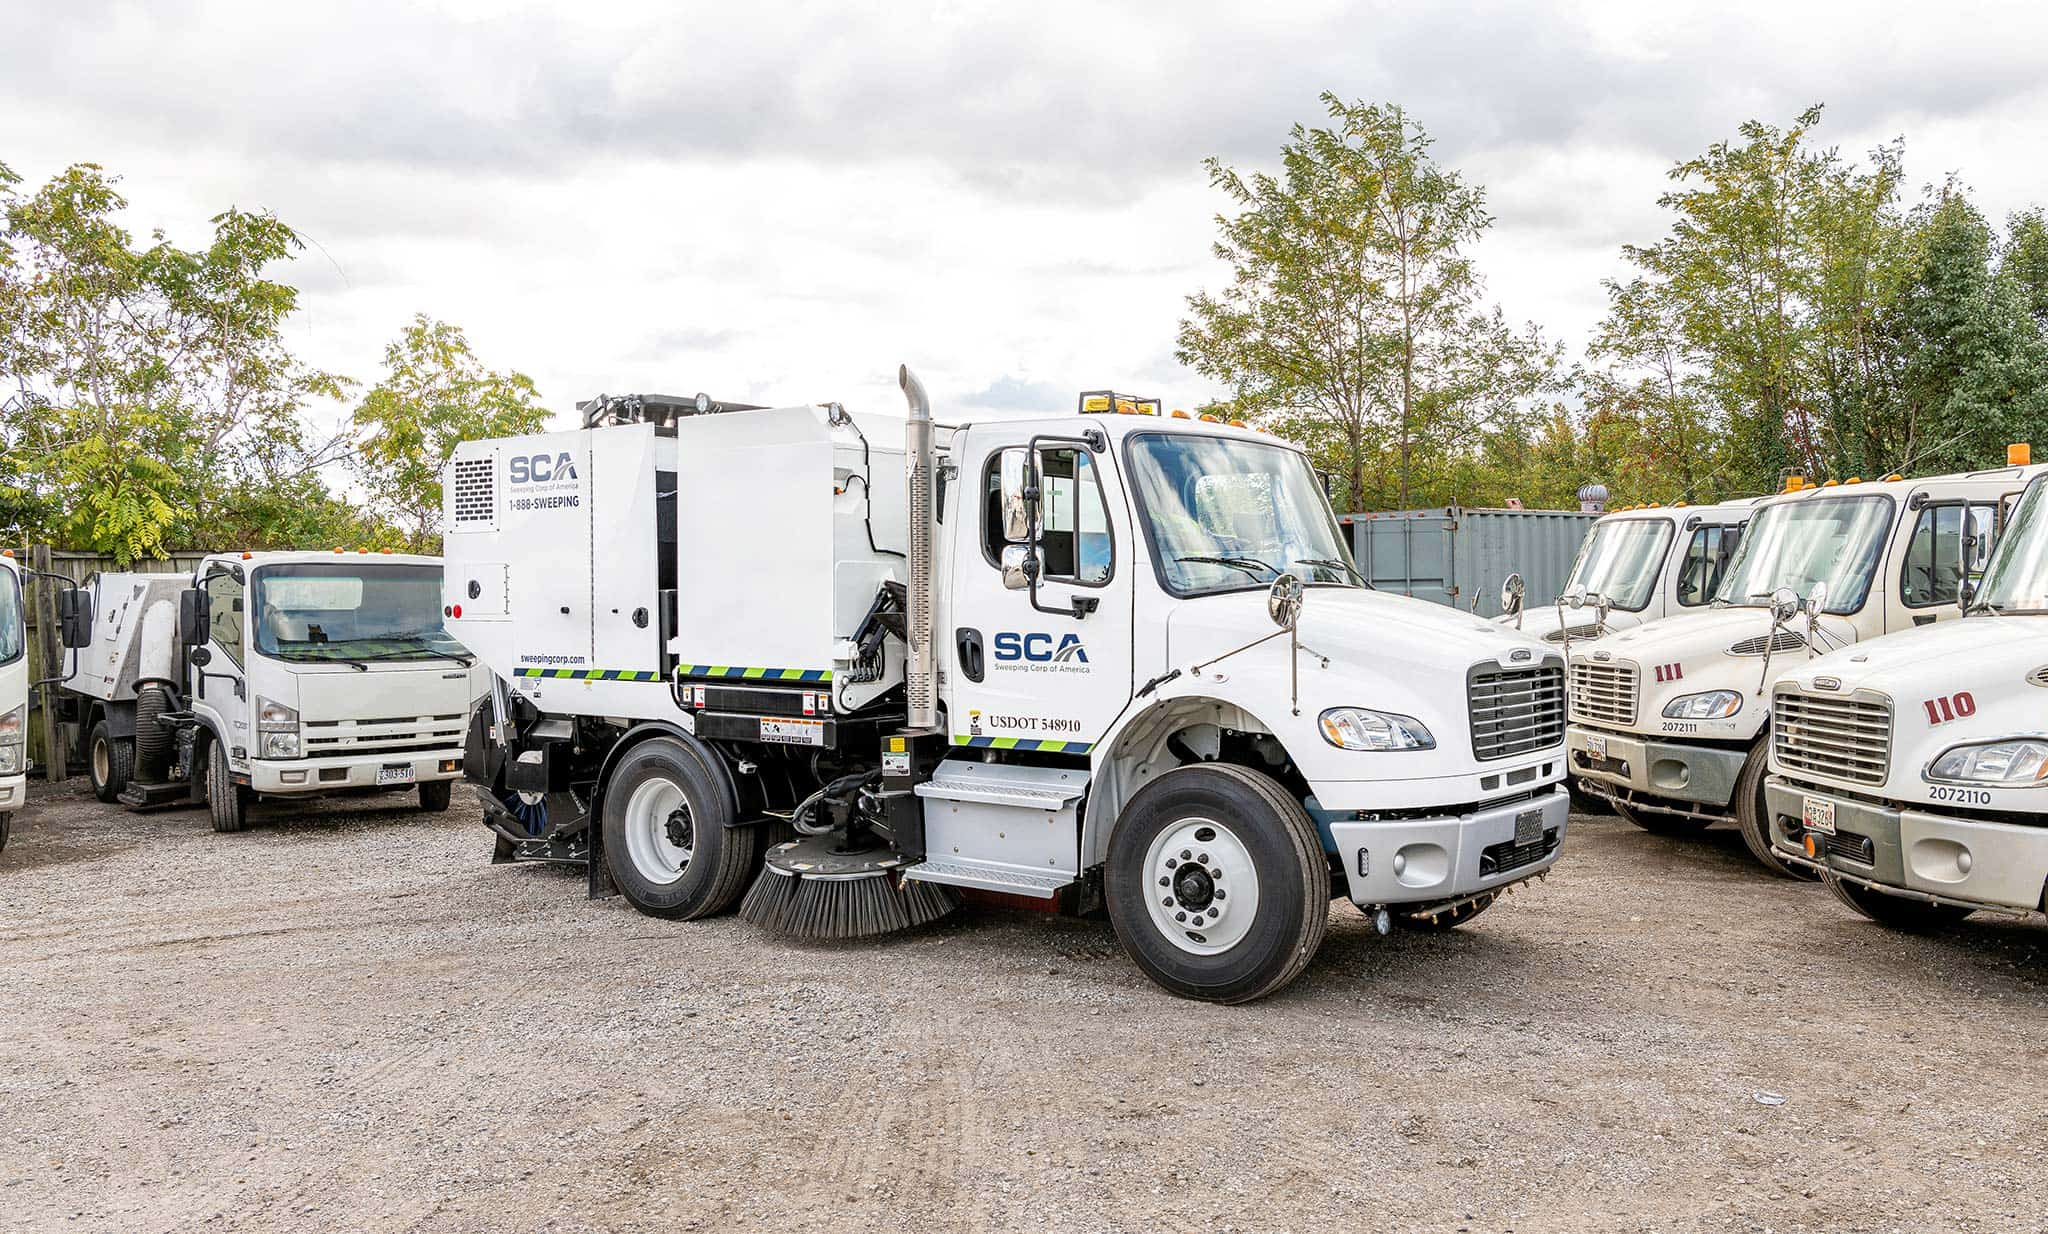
top-left (0, 703), bottom-right (23, 774)
top-left (1926, 739), bottom-right (2048, 786)
top-left (256, 698), bottom-right (300, 759)
top-left (1319, 707), bottom-right (1435, 751)
top-left (1662, 690), bottom-right (1742, 720)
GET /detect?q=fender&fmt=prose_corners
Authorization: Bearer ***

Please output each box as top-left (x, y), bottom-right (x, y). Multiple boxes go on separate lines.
top-left (1081, 692), bottom-right (1285, 871)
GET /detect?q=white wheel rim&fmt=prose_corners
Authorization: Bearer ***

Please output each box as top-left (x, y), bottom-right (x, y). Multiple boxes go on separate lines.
top-left (623, 776), bottom-right (693, 885)
top-left (1142, 816), bottom-right (1261, 956)
top-left (92, 739), bottom-right (109, 785)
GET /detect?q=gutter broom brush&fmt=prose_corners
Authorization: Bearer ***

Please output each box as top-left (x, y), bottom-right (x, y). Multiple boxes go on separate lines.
top-left (739, 833), bottom-right (957, 941)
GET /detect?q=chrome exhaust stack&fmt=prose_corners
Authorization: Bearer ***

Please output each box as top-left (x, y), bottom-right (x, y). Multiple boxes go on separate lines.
top-left (899, 365), bottom-right (938, 732)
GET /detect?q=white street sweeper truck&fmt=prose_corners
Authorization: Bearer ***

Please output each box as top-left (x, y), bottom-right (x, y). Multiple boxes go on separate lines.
top-left (54, 551), bottom-right (480, 831)
top-left (443, 374), bottom-right (1572, 1003)
top-left (0, 552), bottom-right (27, 852)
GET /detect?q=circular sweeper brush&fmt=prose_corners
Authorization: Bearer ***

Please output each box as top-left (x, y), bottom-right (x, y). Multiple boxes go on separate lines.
top-left (739, 833), bottom-right (958, 941)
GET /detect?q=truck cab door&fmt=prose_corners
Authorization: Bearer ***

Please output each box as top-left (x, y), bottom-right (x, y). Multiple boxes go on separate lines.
top-left (191, 566), bottom-right (250, 759)
top-left (946, 430), bottom-right (1134, 754)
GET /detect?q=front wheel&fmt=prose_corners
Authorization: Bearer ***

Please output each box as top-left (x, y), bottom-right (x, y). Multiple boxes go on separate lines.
top-left (0, 812), bottom-right (10, 852)
top-left (1734, 741), bottom-right (1814, 879)
top-left (1825, 871), bottom-right (1974, 930)
top-left (600, 737), bottom-right (752, 920)
top-left (206, 739), bottom-right (250, 833)
top-left (1105, 763), bottom-right (1330, 1004)
top-left (418, 781), bottom-right (453, 812)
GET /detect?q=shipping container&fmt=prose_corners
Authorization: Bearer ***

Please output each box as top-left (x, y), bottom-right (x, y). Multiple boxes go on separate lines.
top-left (1341, 506), bottom-right (1598, 617)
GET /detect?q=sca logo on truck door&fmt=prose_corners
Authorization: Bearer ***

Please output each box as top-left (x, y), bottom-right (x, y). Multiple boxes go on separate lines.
top-left (508, 453), bottom-right (579, 484)
top-left (992, 632), bottom-right (1089, 672)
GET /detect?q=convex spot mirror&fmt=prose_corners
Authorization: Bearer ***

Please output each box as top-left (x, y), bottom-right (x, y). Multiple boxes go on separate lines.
top-left (177, 589), bottom-right (211, 647)
top-left (1561, 583), bottom-right (1588, 610)
top-left (1500, 572), bottom-right (1525, 616)
top-left (189, 646), bottom-right (213, 668)
top-left (1268, 573), bottom-right (1304, 629)
top-left (999, 544), bottom-right (1037, 591)
top-left (1769, 586), bottom-right (1801, 625)
top-left (1804, 581), bottom-right (1830, 619)
top-left (57, 588), bottom-right (93, 648)
top-left (998, 448), bottom-right (1035, 544)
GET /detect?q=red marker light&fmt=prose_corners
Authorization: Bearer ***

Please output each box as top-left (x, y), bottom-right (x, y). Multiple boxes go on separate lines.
top-left (450, 604), bottom-right (463, 619)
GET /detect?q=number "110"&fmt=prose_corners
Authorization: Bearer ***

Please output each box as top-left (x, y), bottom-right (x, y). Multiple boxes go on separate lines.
top-left (1923, 692), bottom-right (1976, 724)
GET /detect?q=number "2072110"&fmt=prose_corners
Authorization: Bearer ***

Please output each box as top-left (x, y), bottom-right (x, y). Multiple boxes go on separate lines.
top-left (1928, 785), bottom-right (1991, 805)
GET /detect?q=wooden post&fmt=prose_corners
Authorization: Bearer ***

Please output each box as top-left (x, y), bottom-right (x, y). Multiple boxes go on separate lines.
top-left (30, 544), bottom-right (65, 781)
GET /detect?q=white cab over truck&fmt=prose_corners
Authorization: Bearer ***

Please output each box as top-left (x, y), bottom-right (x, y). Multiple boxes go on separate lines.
top-left (1565, 456), bottom-right (2044, 876)
top-left (0, 552), bottom-right (27, 851)
top-left (1766, 468), bottom-right (2048, 926)
top-left (1500, 499), bottom-right (1761, 644)
top-left (55, 551), bottom-right (479, 832)
top-left (442, 375), bottom-right (1573, 1003)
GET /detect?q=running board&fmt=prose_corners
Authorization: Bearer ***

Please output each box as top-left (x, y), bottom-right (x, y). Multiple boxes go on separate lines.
top-left (901, 858), bottom-right (1071, 899)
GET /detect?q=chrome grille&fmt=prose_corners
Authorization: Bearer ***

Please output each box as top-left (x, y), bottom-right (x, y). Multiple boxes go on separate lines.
top-left (304, 714), bottom-right (467, 756)
top-left (1569, 661), bottom-right (1638, 726)
top-left (1773, 687), bottom-right (1891, 786)
top-left (1468, 663), bottom-right (1566, 760)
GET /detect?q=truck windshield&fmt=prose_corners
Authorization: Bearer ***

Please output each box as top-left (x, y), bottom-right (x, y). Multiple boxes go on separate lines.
top-left (1978, 474), bottom-right (2048, 613)
top-left (1126, 433), bottom-right (1361, 596)
top-left (1714, 495), bottom-right (1894, 614)
top-left (252, 563), bottom-right (466, 663)
top-left (1564, 518), bottom-right (1672, 612)
top-left (0, 570), bottom-right (21, 665)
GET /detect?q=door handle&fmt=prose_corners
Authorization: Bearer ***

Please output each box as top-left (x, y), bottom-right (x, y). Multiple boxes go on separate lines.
top-left (956, 628), bottom-right (985, 683)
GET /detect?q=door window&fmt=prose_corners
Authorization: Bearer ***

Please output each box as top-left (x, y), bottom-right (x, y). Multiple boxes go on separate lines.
top-left (203, 571), bottom-right (246, 667)
top-left (1675, 525), bottom-right (1742, 607)
top-left (982, 447), bottom-right (1113, 585)
top-left (1900, 503), bottom-right (1996, 608)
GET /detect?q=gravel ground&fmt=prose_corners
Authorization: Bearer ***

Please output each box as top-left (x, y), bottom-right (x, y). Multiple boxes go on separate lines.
top-left (1, 781), bottom-right (2045, 1234)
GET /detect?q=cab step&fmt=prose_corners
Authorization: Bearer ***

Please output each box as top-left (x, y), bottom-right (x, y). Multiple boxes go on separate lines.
top-left (118, 780), bottom-right (195, 810)
top-left (906, 760), bottom-right (1087, 899)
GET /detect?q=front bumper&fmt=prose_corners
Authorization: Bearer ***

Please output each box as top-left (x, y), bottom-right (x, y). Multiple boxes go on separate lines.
top-left (1566, 727), bottom-right (1746, 809)
top-left (1765, 777), bottom-right (2048, 913)
top-left (1328, 785), bottom-right (1569, 907)
top-left (0, 772), bottom-right (22, 812)
top-left (247, 750), bottom-right (463, 795)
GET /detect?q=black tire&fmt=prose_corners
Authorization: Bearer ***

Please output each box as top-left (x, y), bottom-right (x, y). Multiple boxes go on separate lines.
top-left (1613, 796), bottom-right (1712, 836)
top-left (1105, 763), bottom-right (1330, 1004)
top-left (0, 812), bottom-right (10, 853)
top-left (1824, 871), bottom-right (1974, 930)
top-left (600, 737), bottom-right (752, 920)
top-left (1392, 892), bottom-right (1496, 931)
top-left (88, 721), bottom-right (133, 803)
top-left (206, 737), bottom-right (250, 833)
top-left (418, 781), bottom-right (453, 812)
top-left (1734, 741), bottom-right (1813, 879)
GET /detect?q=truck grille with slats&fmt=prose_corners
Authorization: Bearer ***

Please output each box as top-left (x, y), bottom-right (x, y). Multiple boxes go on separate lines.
top-left (1468, 663), bottom-right (1566, 760)
top-left (1568, 661), bottom-right (1638, 726)
top-left (304, 713), bottom-right (467, 758)
top-left (1772, 687), bottom-right (1892, 786)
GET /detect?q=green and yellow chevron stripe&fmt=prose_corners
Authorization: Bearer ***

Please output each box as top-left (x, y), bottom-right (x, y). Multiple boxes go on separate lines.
top-left (953, 735), bottom-right (1094, 754)
top-left (513, 667), bottom-right (662, 681)
top-left (674, 664), bottom-right (833, 683)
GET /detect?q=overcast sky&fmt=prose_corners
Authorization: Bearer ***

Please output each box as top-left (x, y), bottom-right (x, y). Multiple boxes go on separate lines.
top-left (6, 0), bottom-right (2048, 433)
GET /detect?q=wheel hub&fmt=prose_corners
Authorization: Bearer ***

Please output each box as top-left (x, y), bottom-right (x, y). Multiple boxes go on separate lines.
top-left (1173, 864), bottom-right (1215, 910)
top-left (1142, 819), bottom-right (1259, 957)
top-left (665, 808), bottom-right (694, 851)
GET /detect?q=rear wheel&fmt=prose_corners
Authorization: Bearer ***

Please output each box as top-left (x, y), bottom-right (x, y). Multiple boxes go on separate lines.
top-left (601, 737), bottom-right (752, 919)
top-left (1106, 763), bottom-right (1329, 1004)
top-left (418, 781), bottom-right (453, 812)
top-left (1392, 892), bottom-right (1495, 931)
top-left (206, 738), bottom-right (250, 833)
top-left (1825, 871), bottom-right (1974, 930)
top-left (88, 722), bottom-right (132, 803)
top-left (1734, 741), bottom-right (1813, 879)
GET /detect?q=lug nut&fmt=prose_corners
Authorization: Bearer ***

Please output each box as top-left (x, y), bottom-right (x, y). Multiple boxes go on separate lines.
top-left (1198, 852), bottom-right (1209, 864)
top-left (1214, 888), bottom-right (1226, 900)
top-left (1161, 897), bottom-right (1173, 907)
top-left (1181, 850), bottom-right (1192, 861)
top-left (1175, 912), bottom-right (1187, 923)
top-left (1158, 876), bottom-right (1169, 887)
top-left (1207, 908), bottom-right (1219, 919)
top-left (1166, 858), bottom-right (1177, 869)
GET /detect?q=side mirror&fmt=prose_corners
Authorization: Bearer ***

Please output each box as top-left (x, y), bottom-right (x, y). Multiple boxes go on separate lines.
top-left (57, 588), bottom-right (94, 648)
top-left (189, 645), bottom-right (213, 668)
top-left (1769, 586), bottom-right (1800, 625)
top-left (999, 544), bottom-right (1037, 591)
top-left (1805, 580), bottom-right (1829, 619)
top-left (1500, 572), bottom-right (1525, 617)
top-left (999, 448), bottom-right (1034, 543)
top-left (177, 589), bottom-right (211, 647)
top-left (1267, 573), bottom-right (1304, 629)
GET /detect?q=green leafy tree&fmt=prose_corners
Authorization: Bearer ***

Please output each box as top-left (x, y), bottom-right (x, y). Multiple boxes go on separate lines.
top-left (0, 161), bottom-right (354, 560)
top-left (350, 314), bottom-right (547, 551)
top-left (1178, 94), bottom-right (1558, 510)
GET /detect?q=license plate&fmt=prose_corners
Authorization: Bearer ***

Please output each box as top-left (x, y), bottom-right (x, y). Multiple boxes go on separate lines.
top-left (759, 718), bottom-right (825, 747)
top-left (1587, 734), bottom-right (1608, 761)
top-left (377, 764), bottom-right (415, 786)
top-left (1514, 808), bottom-right (1545, 847)
top-left (1802, 795), bottom-right (1836, 835)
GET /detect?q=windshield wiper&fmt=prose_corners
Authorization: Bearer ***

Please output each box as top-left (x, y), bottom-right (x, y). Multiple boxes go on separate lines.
top-left (1295, 557), bottom-right (1372, 588)
top-left (1176, 554), bottom-right (1280, 581)
top-left (273, 649), bottom-right (369, 672)
top-left (355, 647), bottom-right (475, 667)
